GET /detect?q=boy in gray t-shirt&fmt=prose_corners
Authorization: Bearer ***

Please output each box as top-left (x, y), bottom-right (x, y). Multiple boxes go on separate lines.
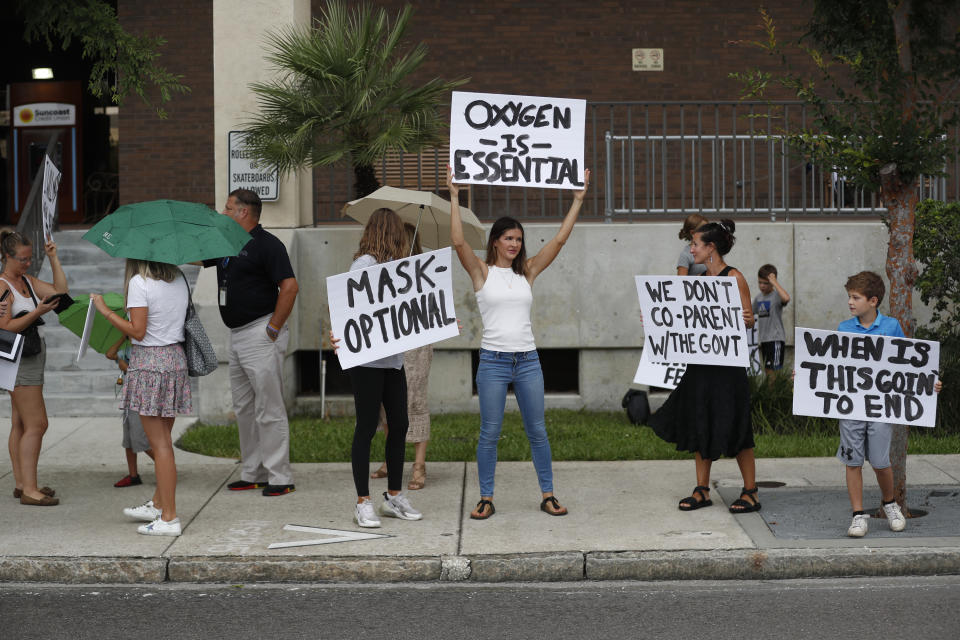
top-left (752, 264), bottom-right (790, 373)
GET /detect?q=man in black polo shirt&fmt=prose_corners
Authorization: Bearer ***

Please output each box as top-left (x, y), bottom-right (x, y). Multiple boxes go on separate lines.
top-left (205, 189), bottom-right (299, 496)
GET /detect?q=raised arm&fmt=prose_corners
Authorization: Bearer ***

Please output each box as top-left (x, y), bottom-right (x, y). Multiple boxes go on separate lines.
top-left (447, 166), bottom-right (487, 291)
top-left (526, 169), bottom-right (590, 283)
top-left (767, 272), bottom-right (791, 306)
top-left (28, 240), bottom-right (69, 300)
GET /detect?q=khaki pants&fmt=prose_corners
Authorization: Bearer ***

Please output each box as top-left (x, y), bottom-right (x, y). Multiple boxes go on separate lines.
top-left (229, 315), bottom-right (292, 485)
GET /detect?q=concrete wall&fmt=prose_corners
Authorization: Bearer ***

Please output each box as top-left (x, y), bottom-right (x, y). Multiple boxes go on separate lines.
top-left (193, 220), bottom-right (934, 423)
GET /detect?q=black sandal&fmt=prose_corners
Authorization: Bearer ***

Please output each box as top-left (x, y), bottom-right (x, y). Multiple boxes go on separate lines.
top-left (470, 499), bottom-right (496, 520)
top-left (540, 496), bottom-right (568, 516)
top-left (728, 487), bottom-right (761, 513)
top-left (678, 485), bottom-right (713, 511)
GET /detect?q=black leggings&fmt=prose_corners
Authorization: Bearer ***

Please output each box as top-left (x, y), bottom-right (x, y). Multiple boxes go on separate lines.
top-left (348, 366), bottom-right (409, 496)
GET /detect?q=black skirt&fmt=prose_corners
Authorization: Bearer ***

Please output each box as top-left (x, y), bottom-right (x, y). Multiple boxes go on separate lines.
top-left (649, 364), bottom-right (754, 460)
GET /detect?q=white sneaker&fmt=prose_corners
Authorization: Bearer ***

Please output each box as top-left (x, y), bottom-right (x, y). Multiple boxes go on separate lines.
top-left (123, 500), bottom-right (161, 522)
top-left (137, 517), bottom-right (181, 537)
top-left (883, 502), bottom-right (907, 532)
top-left (380, 491), bottom-right (423, 521)
top-left (354, 498), bottom-right (381, 528)
top-left (847, 513), bottom-right (869, 537)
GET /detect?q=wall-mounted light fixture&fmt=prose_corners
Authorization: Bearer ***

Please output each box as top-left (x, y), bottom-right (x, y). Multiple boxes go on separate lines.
top-left (31, 68), bottom-right (54, 80)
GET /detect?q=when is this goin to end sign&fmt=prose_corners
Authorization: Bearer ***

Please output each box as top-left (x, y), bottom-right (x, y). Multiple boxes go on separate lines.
top-left (327, 248), bottom-right (460, 370)
top-left (792, 327), bottom-right (940, 427)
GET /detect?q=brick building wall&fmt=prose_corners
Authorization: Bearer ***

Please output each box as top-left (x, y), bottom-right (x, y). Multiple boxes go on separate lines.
top-left (117, 0), bottom-right (215, 207)
top-left (319, 0), bottom-right (817, 102)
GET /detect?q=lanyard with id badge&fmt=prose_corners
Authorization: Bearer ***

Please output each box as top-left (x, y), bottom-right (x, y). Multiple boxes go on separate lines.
top-left (219, 257), bottom-right (230, 306)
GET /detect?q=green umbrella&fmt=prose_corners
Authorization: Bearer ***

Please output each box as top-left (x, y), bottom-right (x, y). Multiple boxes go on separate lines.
top-left (82, 200), bottom-right (250, 264)
top-left (58, 293), bottom-right (129, 355)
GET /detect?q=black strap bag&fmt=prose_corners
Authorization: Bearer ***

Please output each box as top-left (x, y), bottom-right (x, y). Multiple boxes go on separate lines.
top-left (621, 389), bottom-right (651, 425)
top-left (13, 279), bottom-right (44, 358)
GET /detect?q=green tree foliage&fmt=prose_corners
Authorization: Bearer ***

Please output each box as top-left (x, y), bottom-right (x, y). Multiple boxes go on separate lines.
top-left (914, 200), bottom-right (960, 430)
top-left (914, 200), bottom-right (960, 331)
top-left (15, 0), bottom-right (189, 118)
top-left (241, 1), bottom-right (468, 198)
top-left (732, 1), bottom-right (959, 194)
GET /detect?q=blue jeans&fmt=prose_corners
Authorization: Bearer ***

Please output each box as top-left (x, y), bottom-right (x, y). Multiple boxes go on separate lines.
top-left (476, 349), bottom-right (554, 496)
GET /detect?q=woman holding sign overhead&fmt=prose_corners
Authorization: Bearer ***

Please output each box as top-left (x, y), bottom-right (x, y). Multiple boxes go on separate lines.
top-left (334, 208), bottom-right (424, 528)
top-left (447, 166), bottom-right (590, 519)
top-left (649, 220), bottom-right (760, 514)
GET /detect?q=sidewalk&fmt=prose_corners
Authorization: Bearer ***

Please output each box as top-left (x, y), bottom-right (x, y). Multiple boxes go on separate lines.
top-left (1, 416), bottom-right (959, 584)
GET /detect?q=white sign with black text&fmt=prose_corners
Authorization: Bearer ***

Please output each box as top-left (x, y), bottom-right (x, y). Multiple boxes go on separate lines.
top-left (635, 275), bottom-right (750, 367)
top-left (228, 131), bottom-right (278, 201)
top-left (327, 248), bottom-right (459, 370)
top-left (633, 342), bottom-right (688, 389)
top-left (41, 156), bottom-right (61, 241)
top-left (792, 327), bottom-right (940, 427)
top-left (449, 91), bottom-right (586, 190)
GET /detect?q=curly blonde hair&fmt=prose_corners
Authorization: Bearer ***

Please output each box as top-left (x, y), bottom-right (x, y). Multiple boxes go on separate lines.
top-left (355, 208), bottom-right (407, 263)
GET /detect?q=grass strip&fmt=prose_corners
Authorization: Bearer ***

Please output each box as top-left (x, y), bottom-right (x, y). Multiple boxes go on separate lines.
top-left (177, 409), bottom-right (960, 462)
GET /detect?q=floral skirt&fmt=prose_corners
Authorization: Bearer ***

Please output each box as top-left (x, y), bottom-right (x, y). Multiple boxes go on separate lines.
top-left (120, 344), bottom-right (192, 418)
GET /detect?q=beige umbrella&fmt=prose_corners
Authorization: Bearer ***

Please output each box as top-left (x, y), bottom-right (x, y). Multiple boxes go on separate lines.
top-left (341, 186), bottom-right (487, 252)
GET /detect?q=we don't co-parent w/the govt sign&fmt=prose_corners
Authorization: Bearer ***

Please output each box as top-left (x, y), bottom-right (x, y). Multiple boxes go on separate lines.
top-left (327, 248), bottom-right (459, 370)
top-left (449, 91), bottom-right (586, 190)
top-left (793, 327), bottom-right (940, 427)
top-left (635, 276), bottom-right (750, 367)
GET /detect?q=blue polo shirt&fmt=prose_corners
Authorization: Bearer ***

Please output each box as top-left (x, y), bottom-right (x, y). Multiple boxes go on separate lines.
top-left (837, 312), bottom-right (905, 338)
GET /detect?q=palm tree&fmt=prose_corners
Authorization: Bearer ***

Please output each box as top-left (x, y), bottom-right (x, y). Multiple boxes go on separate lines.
top-left (241, 1), bottom-right (468, 198)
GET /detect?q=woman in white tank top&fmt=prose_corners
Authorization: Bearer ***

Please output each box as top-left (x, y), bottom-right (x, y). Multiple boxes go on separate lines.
top-left (0, 231), bottom-right (69, 506)
top-left (447, 166), bottom-right (590, 520)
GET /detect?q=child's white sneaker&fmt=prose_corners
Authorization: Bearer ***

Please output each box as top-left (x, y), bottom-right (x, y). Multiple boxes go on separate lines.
top-left (847, 513), bottom-right (869, 537)
top-left (883, 501), bottom-right (906, 532)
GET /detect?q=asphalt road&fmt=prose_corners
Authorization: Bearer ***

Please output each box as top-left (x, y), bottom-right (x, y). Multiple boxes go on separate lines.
top-left (2, 576), bottom-right (959, 639)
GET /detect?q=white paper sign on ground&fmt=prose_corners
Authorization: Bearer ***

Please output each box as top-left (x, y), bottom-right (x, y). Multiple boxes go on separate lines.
top-left (635, 275), bottom-right (750, 367)
top-left (267, 525), bottom-right (392, 550)
top-left (76, 298), bottom-right (96, 363)
top-left (41, 156), bottom-right (61, 241)
top-left (327, 248), bottom-right (459, 370)
top-left (449, 91), bottom-right (586, 190)
top-left (792, 327), bottom-right (940, 427)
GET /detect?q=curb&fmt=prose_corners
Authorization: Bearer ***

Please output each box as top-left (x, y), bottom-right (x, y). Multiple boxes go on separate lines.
top-left (0, 557), bottom-right (167, 584)
top-left (586, 547), bottom-right (960, 581)
top-left (3, 548), bottom-right (960, 584)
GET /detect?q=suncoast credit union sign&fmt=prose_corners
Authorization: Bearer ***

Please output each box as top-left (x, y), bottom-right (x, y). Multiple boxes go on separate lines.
top-left (228, 131), bottom-right (279, 201)
top-left (13, 102), bottom-right (76, 127)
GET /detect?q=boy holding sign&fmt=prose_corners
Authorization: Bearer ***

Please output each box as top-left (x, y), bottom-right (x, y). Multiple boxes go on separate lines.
top-left (833, 272), bottom-right (941, 537)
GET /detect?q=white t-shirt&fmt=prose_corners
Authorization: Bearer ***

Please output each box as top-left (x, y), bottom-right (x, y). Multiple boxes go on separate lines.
top-left (126, 274), bottom-right (189, 347)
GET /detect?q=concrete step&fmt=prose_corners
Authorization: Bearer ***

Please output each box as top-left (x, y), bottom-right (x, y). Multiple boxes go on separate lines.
top-left (43, 347), bottom-right (118, 371)
top-left (0, 393), bottom-right (121, 417)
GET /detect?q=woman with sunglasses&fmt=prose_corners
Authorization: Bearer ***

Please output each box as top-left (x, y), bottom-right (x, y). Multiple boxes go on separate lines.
top-left (0, 231), bottom-right (69, 506)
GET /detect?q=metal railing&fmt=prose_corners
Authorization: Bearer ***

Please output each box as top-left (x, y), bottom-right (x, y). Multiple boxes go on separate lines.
top-left (313, 101), bottom-right (959, 223)
top-left (603, 131), bottom-right (949, 222)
